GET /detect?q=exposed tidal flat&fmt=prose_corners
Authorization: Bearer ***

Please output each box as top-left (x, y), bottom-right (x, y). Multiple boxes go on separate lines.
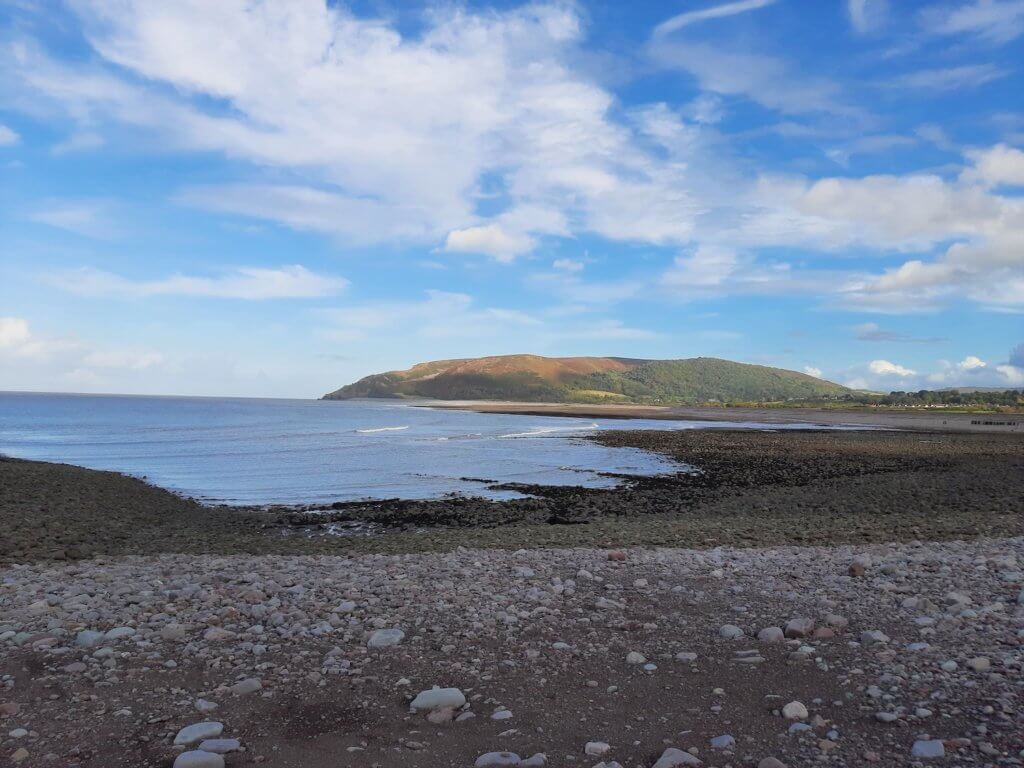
top-left (1, 427), bottom-right (1022, 766)
top-left (1, 428), bottom-right (1022, 562)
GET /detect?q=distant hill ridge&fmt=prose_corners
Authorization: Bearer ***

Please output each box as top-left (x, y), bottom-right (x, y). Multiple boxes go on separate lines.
top-left (322, 354), bottom-right (850, 404)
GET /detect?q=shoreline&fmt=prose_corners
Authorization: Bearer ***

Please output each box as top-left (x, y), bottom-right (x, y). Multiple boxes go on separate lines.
top-left (417, 399), bottom-right (1024, 433)
top-left (2, 427), bottom-right (1021, 564)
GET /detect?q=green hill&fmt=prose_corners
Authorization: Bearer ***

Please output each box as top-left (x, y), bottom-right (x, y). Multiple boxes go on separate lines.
top-left (322, 355), bottom-right (849, 404)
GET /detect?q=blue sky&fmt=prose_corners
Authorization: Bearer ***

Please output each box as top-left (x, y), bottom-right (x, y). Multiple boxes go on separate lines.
top-left (1, 0), bottom-right (1022, 397)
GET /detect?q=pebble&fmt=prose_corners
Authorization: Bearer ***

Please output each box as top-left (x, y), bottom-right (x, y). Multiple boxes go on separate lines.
top-left (784, 617), bottom-right (814, 638)
top-left (652, 747), bottom-right (703, 766)
top-left (367, 628), bottom-right (405, 648)
top-left (758, 759), bottom-right (786, 768)
top-left (626, 651), bottom-right (646, 664)
top-left (74, 630), bottom-right (104, 648)
top-left (709, 734), bottom-right (735, 749)
top-left (757, 627), bottom-right (785, 643)
top-left (229, 678), bottom-right (262, 696)
top-left (911, 740), bottom-right (946, 759)
top-left (782, 701), bottom-right (808, 720)
top-left (585, 742), bottom-right (611, 757)
top-left (860, 630), bottom-right (889, 645)
top-left (719, 624), bottom-right (744, 639)
top-left (197, 738), bottom-right (241, 754)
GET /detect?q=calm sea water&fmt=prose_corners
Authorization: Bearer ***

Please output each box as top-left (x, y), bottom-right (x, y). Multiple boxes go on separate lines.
top-left (0, 393), bottom-right (863, 505)
top-left (0, 393), bottom-right (693, 504)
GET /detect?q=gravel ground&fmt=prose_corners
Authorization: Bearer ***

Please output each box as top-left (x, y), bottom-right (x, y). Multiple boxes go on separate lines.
top-left (1, 539), bottom-right (1022, 767)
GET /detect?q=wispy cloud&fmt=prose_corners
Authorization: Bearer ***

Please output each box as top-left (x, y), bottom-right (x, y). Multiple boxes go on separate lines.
top-left (922, 0), bottom-right (1024, 45)
top-left (853, 322), bottom-right (946, 343)
top-left (29, 200), bottom-right (114, 238)
top-left (653, 0), bottom-right (778, 37)
top-left (887, 64), bottom-right (1009, 92)
top-left (847, 0), bottom-right (888, 34)
top-left (0, 124), bottom-right (19, 146)
top-left (49, 265), bottom-right (349, 300)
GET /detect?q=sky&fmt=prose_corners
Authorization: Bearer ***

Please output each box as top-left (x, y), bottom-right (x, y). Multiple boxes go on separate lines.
top-left (1, 0), bottom-right (1023, 398)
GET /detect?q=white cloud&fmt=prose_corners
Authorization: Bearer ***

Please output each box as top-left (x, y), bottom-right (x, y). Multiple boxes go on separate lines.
top-left (0, 317), bottom-right (31, 348)
top-left (922, 0), bottom-right (1024, 45)
top-left (443, 224), bottom-right (535, 262)
top-left (8, 1), bottom-right (712, 257)
top-left (0, 316), bottom-right (163, 380)
top-left (964, 144), bottom-right (1024, 187)
top-left (664, 245), bottom-right (739, 288)
top-left (0, 124), bottom-right (19, 146)
top-left (957, 355), bottom-right (986, 371)
top-left (996, 364), bottom-right (1024, 385)
top-left (653, 0), bottom-right (778, 37)
top-left (50, 265), bottom-right (347, 300)
top-left (803, 365), bottom-right (823, 378)
top-left (869, 359), bottom-right (917, 377)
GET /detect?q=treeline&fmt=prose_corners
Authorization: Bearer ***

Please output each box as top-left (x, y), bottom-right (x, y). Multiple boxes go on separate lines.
top-left (819, 389), bottom-right (1023, 408)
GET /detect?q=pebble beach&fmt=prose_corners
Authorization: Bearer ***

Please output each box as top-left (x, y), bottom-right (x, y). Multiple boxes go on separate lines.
top-left (1, 426), bottom-right (1022, 767)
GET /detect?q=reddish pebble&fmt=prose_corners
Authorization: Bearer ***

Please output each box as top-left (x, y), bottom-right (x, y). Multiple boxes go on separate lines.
top-left (812, 627), bottom-right (835, 640)
top-left (848, 561), bottom-right (866, 577)
top-left (607, 551), bottom-right (626, 561)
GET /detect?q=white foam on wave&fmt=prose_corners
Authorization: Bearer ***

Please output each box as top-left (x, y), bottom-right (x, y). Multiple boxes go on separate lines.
top-left (499, 422), bottom-right (600, 439)
top-left (355, 426), bottom-right (410, 434)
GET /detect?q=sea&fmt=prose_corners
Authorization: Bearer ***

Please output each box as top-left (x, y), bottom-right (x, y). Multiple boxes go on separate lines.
top-left (0, 392), bottom-right (847, 506)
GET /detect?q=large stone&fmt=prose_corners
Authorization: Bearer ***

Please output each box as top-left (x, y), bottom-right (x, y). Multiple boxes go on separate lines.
top-left (709, 735), bottom-right (735, 749)
top-left (475, 752), bottom-right (521, 767)
top-left (173, 722), bottom-right (224, 746)
top-left (367, 628), bottom-right (404, 648)
top-left (757, 627), bottom-right (785, 643)
top-left (174, 752), bottom-right (225, 768)
top-left (410, 687), bottom-right (466, 712)
top-left (586, 742), bottom-right (612, 757)
top-left (652, 747), bottom-right (703, 767)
